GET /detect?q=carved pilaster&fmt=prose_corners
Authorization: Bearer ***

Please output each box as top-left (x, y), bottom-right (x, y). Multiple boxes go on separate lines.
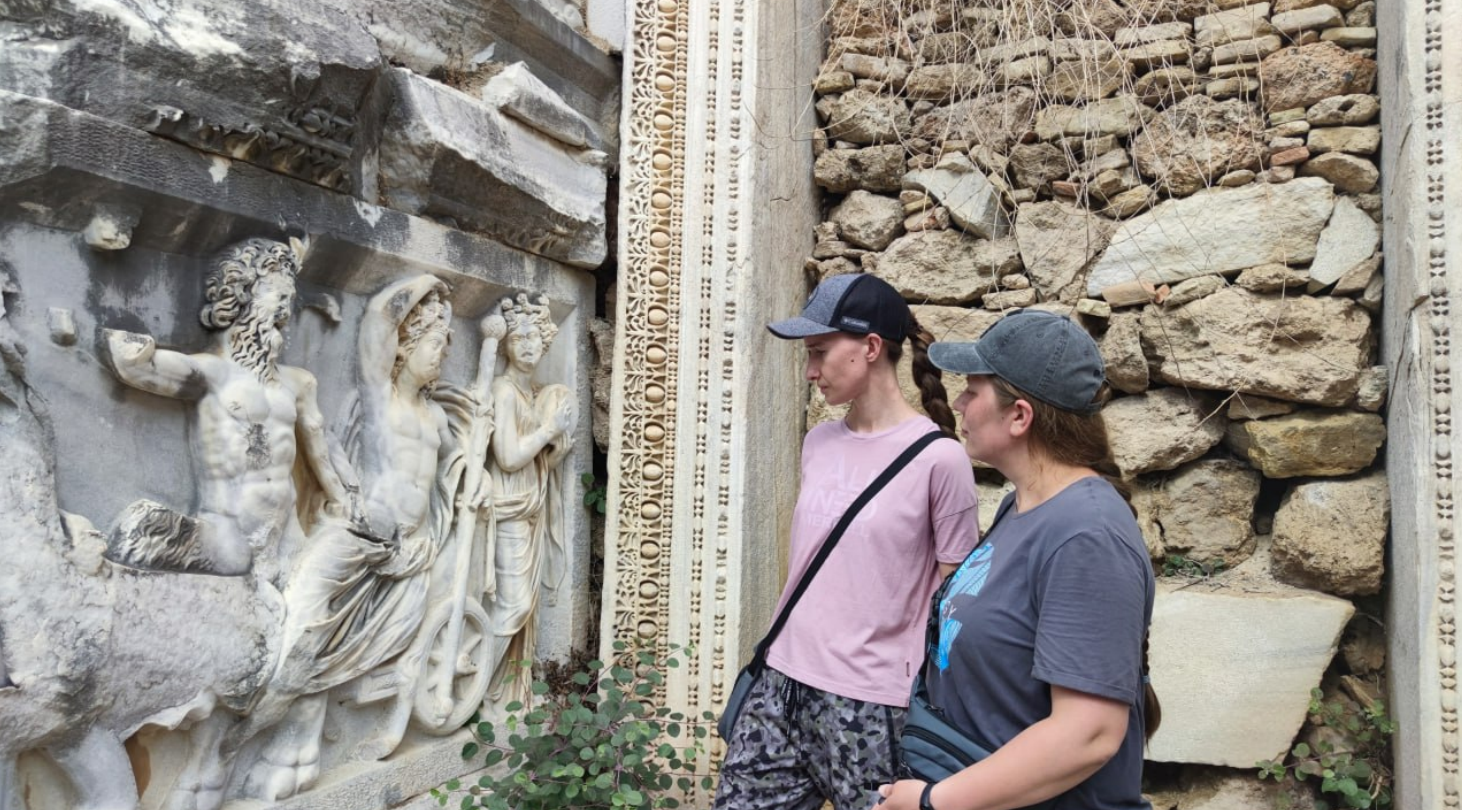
top-left (603, 0), bottom-right (823, 774)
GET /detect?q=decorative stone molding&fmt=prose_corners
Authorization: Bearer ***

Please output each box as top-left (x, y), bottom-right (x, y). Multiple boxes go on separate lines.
top-left (1381, 1), bottom-right (1461, 806)
top-left (602, 0), bottom-right (822, 779)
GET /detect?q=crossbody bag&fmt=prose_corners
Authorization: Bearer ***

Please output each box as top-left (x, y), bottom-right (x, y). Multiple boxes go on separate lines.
top-left (899, 497), bottom-right (1059, 810)
top-left (717, 429), bottom-right (950, 741)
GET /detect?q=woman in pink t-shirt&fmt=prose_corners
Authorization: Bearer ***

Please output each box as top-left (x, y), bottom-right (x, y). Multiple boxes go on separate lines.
top-left (713, 274), bottom-right (980, 810)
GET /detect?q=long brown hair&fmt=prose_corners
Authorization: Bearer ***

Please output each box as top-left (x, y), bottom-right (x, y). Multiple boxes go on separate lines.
top-left (885, 312), bottom-right (957, 438)
top-left (988, 377), bottom-right (1162, 742)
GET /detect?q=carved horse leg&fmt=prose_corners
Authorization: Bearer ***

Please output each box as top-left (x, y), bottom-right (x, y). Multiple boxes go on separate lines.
top-left (240, 694), bottom-right (325, 802)
top-left (48, 728), bottom-right (140, 810)
top-left (353, 643), bottom-right (429, 763)
top-left (159, 713), bottom-right (233, 810)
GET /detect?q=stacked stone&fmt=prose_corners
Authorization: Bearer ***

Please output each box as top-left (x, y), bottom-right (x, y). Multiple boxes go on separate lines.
top-left (808, 0), bottom-right (1387, 787)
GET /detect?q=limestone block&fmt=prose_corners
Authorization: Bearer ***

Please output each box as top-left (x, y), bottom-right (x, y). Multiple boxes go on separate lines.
top-left (1123, 40), bottom-right (1194, 69)
top-left (1237, 263), bottom-right (1310, 291)
top-left (1258, 43), bottom-right (1377, 112)
top-left (1271, 473), bottom-right (1389, 595)
top-left (1344, 1), bottom-right (1375, 24)
top-left (1228, 394), bottom-right (1298, 420)
top-left (1308, 197), bottom-right (1380, 290)
top-left (830, 191), bottom-right (906, 251)
top-left (983, 288), bottom-right (1039, 310)
top-left (1131, 95), bottom-right (1264, 197)
top-left (1165, 274), bottom-right (1228, 306)
top-left (1087, 178), bottom-right (1335, 295)
top-left (1115, 22), bottom-right (1194, 45)
top-left (905, 64), bottom-right (988, 101)
top-left (818, 89), bottom-right (912, 144)
top-left (877, 231), bottom-right (1022, 304)
top-left (814, 145), bottom-right (907, 193)
top-left (1014, 201), bottom-right (1113, 303)
top-left (1077, 298), bottom-right (1113, 318)
top-left (1272, 4), bottom-right (1345, 34)
top-left (914, 87), bottom-right (1038, 150)
top-left (1207, 77), bottom-right (1261, 100)
top-left (1218, 168), bottom-right (1258, 186)
top-left (815, 70), bottom-right (857, 95)
top-left (1211, 35), bottom-right (1284, 66)
top-left (1355, 365), bottom-right (1387, 411)
top-left (1008, 143), bottom-right (1072, 191)
top-left (902, 154), bottom-right (1011, 239)
top-left (1099, 185), bottom-right (1156, 219)
top-left (1195, 4), bottom-right (1275, 48)
top-left (1002, 56), bottom-right (1053, 84)
top-left (1037, 97), bottom-right (1154, 139)
top-left (1307, 125), bottom-right (1381, 155)
top-left (480, 62), bottom-right (604, 150)
top-left (1333, 252), bottom-right (1382, 295)
top-left (1298, 152), bottom-right (1380, 193)
top-left (1320, 26), bottom-right (1376, 46)
top-left (1306, 93), bottom-right (1380, 125)
top-left (1105, 388), bottom-right (1227, 477)
top-left (377, 69), bottom-right (607, 268)
top-left (1100, 312), bottom-right (1149, 393)
top-left (1139, 287), bottom-right (1372, 406)
top-left (1147, 584), bottom-right (1354, 765)
top-left (1154, 459), bottom-right (1262, 566)
top-left (1134, 67), bottom-right (1201, 105)
top-left (919, 32), bottom-right (991, 64)
top-left (1226, 410), bottom-right (1385, 477)
top-left (1050, 38), bottom-right (1120, 62)
top-left (985, 36), bottom-right (1052, 63)
top-left (839, 53), bottom-right (911, 84)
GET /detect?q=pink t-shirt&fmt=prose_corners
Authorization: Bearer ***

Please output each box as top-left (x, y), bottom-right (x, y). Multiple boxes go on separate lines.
top-left (765, 415), bottom-right (979, 707)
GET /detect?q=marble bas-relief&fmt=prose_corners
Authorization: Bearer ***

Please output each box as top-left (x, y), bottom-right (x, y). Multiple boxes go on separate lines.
top-left (481, 294), bottom-right (575, 706)
top-left (0, 237), bottom-right (584, 810)
top-left (102, 237), bottom-right (353, 585)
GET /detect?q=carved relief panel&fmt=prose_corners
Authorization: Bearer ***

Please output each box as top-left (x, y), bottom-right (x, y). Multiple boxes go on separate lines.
top-left (0, 137), bottom-right (593, 810)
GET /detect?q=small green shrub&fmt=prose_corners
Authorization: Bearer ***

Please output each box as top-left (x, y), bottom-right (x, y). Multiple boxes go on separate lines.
top-left (433, 641), bottom-right (716, 810)
top-left (582, 472), bottom-right (607, 515)
top-left (1257, 687), bottom-right (1397, 810)
top-left (1160, 554), bottom-right (1227, 579)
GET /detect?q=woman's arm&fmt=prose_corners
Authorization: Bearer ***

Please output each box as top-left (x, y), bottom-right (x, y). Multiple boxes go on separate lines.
top-left (879, 686), bottom-right (1129, 810)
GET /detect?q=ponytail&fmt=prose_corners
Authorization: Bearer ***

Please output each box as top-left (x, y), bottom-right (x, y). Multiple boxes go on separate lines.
top-left (885, 313), bottom-right (957, 438)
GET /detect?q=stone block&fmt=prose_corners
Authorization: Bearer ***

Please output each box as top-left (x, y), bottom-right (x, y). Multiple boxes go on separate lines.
top-left (1306, 94), bottom-right (1380, 125)
top-left (1309, 197), bottom-right (1380, 290)
top-left (877, 231), bottom-right (1021, 304)
top-left (1237, 263), bottom-right (1310, 291)
top-left (1002, 56), bottom-right (1053, 84)
top-left (982, 288), bottom-right (1039, 310)
top-left (377, 69), bottom-right (607, 267)
top-left (1228, 394), bottom-right (1298, 420)
top-left (1147, 584), bottom-right (1354, 766)
top-left (1298, 152), bottom-right (1380, 193)
top-left (817, 88), bottom-right (912, 143)
top-left (902, 153), bottom-right (1011, 239)
top-left (1036, 97), bottom-right (1154, 139)
top-left (829, 190), bottom-right (905, 251)
top-left (1123, 40), bottom-right (1194, 69)
top-left (1134, 67), bottom-right (1201, 105)
top-left (1100, 312), bottom-right (1149, 393)
top-left (1165, 275), bottom-right (1229, 306)
top-left (914, 87), bottom-right (1038, 150)
top-left (1133, 95), bottom-right (1264, 196)
top-left (1116, 22), bottom-right (1194, 46)
top-left (1087, 178), bottom-right (1335, 295)
top-left (838, 52), bottom-right (910, 84)
top-left (1272, 472), bottom-right (1389, 595)
top-left (1152, 459), bottom-right (1262, 566)
top-left (1139, 287), bottom-right (1372, 406)
top-left (814, 145), bottom-right (907, 193)
top-left (1307, 125), bottom-right (1381, 155)
top-left (1211, 34), bottom-right (1284, 65)
top-left (1008, 143), bottom-right (1073, 191)
top-left (1259, 42), bottom-right (1377, 112)
top-left (1195, 3), bottom-right (1275, 48)
top-left (1272, 4), bottom-right (1345, 34)
top-left (1320, 25), bottom-right (1376, 45)
top-left (1105, 388), bottom-right (1227, 477)
top-left (1226, 410), bottom-right (1385, 477)
top-left (1014, 201), bottom-right (1113, 303)
top-left (1045, 57), bottom-right (1132, 103)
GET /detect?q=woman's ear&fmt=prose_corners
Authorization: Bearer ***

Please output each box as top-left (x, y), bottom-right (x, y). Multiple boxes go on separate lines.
top-left (864, 333), bottom-right (884, 363)
top-left (1008, 398), bottom-right (1035, 438)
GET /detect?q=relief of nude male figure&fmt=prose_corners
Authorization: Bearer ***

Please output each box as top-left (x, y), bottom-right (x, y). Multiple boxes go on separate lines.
top-left (102, 237), bottom-right (352, 587)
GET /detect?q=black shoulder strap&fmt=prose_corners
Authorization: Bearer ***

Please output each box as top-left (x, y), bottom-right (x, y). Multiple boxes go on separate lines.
top-left (751, 429), bottom-right (950, 668)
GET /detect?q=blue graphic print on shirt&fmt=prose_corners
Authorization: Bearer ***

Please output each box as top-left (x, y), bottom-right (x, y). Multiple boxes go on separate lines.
top-left (935, 543), bottom-right (993, 671)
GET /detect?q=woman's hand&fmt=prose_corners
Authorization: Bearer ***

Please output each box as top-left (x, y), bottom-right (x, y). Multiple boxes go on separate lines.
top-left (875, 779), bottom-right (928, 810)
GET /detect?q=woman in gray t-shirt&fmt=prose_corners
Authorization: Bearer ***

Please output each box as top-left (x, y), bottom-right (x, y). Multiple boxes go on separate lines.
top-left (878, 310), bottom-right (1160, 810)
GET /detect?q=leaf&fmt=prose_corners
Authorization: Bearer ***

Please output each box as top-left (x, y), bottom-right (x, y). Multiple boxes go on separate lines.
top-left (462, 742), bottom-right (480, 759)
top-left (1293, 743), bottom-right (1311, 757)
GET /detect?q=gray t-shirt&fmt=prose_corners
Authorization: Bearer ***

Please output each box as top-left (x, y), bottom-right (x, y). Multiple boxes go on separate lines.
top-left (926, 476), bottom-right (1154, 810)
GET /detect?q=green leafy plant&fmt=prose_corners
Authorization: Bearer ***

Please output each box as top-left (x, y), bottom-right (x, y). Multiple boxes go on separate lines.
top-left (582, 472), bottom-right (607, 515)
top-left (433, 641), bottom-right (716, 809)
top-left (1257, 687), bottom-right (1397, 810)
top-left (1160, 554), bottom-right (1227, 579)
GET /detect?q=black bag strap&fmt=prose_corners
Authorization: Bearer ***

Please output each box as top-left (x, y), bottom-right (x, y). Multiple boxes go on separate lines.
top-left (750, 429), bottom-right (951, 670)
top-left (920, 494), bottom-right (1017, 678)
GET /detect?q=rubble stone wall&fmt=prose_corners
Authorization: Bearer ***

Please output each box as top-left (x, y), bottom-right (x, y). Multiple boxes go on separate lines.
top-left (807, 0), bottom-right (1390, 804)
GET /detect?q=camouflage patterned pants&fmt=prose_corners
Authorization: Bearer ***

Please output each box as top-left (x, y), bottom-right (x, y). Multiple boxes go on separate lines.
top-left (713, 667), bottom-right (904, 810)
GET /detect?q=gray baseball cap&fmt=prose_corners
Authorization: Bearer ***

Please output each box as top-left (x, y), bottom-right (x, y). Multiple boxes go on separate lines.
top-left (928, 310), bottom-right (1106, 415)
top-left (767, 273), bottom-right (909, 341)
